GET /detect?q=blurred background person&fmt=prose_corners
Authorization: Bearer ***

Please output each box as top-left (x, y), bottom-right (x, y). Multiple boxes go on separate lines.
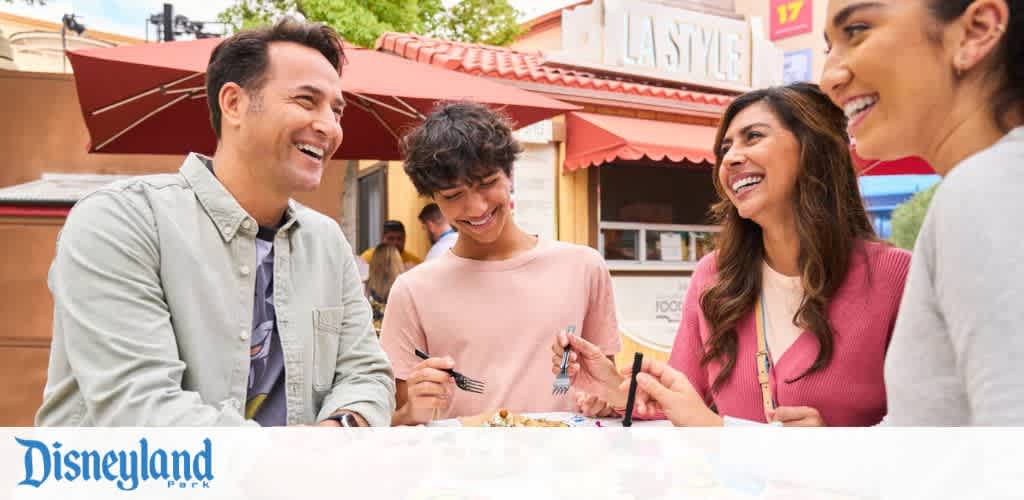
top-left (418, 203), bottom-right (458, 261)
top-left (361, 220), bottom-right (422, 268)
top-left (366, 243), bottom-right (406, 335)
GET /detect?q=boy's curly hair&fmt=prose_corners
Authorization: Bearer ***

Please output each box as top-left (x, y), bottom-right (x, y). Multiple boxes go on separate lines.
top-left (401, 102), bottom-right (523, 197)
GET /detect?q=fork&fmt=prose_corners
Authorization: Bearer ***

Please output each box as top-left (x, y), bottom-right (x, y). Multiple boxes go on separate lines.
top-left (414, 348), bottom-right (485, 394)
top-left (552, 325), bottom-right (576, 396)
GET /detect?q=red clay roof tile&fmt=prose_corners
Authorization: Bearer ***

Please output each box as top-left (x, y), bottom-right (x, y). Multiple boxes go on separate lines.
top-left (375, 32), bottom-right (733, 107)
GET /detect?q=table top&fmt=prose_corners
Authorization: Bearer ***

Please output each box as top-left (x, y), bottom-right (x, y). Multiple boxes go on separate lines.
top-left (428, 411), bottom-right (674, 427)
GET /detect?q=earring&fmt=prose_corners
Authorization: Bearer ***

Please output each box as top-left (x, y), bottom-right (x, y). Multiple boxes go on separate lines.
top-left (954, 56), bottom-right (967, 78)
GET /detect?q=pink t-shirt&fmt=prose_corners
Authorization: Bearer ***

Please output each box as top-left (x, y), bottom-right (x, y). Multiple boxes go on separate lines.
top-left (380, 238), bottom-right (622, 419)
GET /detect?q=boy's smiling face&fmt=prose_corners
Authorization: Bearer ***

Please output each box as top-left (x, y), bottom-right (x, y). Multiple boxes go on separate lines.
top-left (434, 169), bottom-right (512, 246)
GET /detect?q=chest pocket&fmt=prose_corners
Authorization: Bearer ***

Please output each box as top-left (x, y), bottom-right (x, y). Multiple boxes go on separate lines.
top-left (312, 306), bottom-right (343, 391)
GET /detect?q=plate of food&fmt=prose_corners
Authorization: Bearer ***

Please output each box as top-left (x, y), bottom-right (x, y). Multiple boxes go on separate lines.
top-left (458, 409), bottom-right (574, 427)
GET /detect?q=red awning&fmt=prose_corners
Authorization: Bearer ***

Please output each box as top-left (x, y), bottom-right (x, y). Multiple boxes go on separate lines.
top-left (0, 206), bottom-right (71, 218)
top-left (67, 39), bottom-right (578, 160)
top-left (851, 142), bottom-right (934, 176)
top-left (564, 112), bottom-right (717, 171)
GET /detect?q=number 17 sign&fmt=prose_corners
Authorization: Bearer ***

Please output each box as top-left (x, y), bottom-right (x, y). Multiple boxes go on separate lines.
top-left (770, 0), bottom-right (813, 41)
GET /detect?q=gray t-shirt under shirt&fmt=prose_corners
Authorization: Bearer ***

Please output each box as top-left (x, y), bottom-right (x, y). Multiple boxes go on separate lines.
top-left (885, 126), bottom-right (1024, 425)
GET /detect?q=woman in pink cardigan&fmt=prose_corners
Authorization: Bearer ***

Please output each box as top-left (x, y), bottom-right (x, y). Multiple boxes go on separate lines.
top-left (553, 83), bottom-right (911, 426)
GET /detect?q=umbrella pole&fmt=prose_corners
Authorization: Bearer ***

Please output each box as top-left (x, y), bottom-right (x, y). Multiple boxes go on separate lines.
top-left (91, 72), bottom-right (204, 116)
top-left (94, 92), bottom-right (194, 151)
top-left (390, 96), bottom-right (426, 120)
top-left (347, 97), bottom-right (400, 141)
top-left (347, 92), bottom-right (420, 120)
top-left (162, 85), bottom-right (205, 95)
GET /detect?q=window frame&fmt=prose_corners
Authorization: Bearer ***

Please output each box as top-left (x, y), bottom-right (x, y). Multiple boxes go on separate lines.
top-left (598, 221), bottom-right (721, 272)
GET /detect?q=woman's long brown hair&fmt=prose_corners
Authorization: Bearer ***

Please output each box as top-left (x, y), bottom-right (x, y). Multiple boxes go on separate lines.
top-left (701, 82), bottom-right (877, 392)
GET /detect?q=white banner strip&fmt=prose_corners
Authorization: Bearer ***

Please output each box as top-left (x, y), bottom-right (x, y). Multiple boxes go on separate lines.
top-left (1, 427), bottom-right (1022, 499)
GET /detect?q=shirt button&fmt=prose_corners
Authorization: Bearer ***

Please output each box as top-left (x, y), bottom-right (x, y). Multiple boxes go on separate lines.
top-left (240, 265), bottom-right (250, 276)
top-left (242, 220), bottom-right (253, 231)
top-left (222, 225), bottom-right (231, 234)
top-left (239, 329), bottom-right (249, 341)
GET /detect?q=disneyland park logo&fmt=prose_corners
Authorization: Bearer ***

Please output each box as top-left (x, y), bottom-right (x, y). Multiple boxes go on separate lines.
top-left (15, 437), bottom-right (214, 491)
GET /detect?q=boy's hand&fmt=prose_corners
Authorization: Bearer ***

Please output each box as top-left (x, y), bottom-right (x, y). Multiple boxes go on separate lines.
top-left (402, 357), bottom-right (455, 425)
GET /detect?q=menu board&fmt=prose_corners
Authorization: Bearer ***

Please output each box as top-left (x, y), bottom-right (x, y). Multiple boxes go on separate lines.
top-left (659, 232), bottom-right (684, 261)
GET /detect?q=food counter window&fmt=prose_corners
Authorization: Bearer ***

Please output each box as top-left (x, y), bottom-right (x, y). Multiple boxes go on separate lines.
top-left (598, 161), bottom-right (720, 270)
top-left (600, 223), bottom-right (719, 267)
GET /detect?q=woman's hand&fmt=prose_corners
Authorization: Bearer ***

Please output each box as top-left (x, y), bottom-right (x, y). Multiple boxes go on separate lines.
top-left (619, 358), bottom-right (721, 427)
top-left (768, 406), bottom-right (826, 427)
top-left (550, 330), bottom-right (623, 403)
top-left (574, 391), bottom-right (617, 417)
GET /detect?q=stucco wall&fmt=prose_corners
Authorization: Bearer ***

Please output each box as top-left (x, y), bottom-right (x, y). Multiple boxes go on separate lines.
top-left (0, 218), bottom-right (60, 426)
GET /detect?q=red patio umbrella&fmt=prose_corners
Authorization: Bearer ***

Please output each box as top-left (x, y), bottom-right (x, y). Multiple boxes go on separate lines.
top-left (850, 141), bottom-right (934, 176)
top-left (67, 38), bottom-right (578, 160)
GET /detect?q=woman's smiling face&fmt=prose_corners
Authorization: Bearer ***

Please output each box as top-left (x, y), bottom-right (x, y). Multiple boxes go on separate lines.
top-left (820, 0), bottom-right (959, 161)
top-left (716, 101), bottom-right (802, 225)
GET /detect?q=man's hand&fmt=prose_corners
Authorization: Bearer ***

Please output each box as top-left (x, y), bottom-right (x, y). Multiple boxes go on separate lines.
top-left (395, 357), bottom-right (455, 426)
top-left (618, 358), bottom-right (721, 427)
top-left (767, 406), bottom-right (826, 427)
top-left (550, 329), bottom-right (623, 403)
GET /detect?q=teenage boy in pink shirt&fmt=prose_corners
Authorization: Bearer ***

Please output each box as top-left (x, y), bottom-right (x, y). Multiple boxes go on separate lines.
top-left (381, 103), bottom-right (621, 425)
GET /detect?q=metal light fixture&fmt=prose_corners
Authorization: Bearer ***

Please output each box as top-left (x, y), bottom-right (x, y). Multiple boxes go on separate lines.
top-left (148, 3), bottom-right (225, 42)
top-left (60, 13), bottom-right (85, 72)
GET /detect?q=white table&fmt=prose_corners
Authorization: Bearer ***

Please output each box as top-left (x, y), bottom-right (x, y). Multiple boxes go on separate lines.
top-left (429, 411), bottom-right (674, 427)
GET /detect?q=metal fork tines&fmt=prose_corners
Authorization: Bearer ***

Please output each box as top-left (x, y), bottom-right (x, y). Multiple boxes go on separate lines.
top-left (451, 372), bottom-right (485, 394)
top-left (552, 325), bottom-right (576, 395)
top-left (414, 348), bottom-right (485, 394)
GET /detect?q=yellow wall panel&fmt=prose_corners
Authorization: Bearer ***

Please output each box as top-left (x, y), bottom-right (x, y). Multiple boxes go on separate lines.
top-left (385, 161), bottom-right (432, 260)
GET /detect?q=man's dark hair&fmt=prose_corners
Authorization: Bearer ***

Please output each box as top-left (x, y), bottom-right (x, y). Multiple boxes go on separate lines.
top-left (205, 17), bottom-right (346, 138)
top-left (401, 102), bottom-right (523, 197)
top-left (417, 203), bottom-right (445, 224)
top-left (382, 220), bottom-right (405, 234)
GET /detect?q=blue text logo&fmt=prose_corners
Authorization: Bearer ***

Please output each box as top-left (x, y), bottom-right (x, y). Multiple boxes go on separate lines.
top-left (15, 438), bottom-right (214, 491)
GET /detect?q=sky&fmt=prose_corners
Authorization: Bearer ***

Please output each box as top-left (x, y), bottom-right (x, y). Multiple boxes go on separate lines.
top-left (1, 0), bottom-right (581, 40)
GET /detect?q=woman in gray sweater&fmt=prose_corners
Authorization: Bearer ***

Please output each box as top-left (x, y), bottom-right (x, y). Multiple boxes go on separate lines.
top-left (821, 0), bottom-right (1023, 425)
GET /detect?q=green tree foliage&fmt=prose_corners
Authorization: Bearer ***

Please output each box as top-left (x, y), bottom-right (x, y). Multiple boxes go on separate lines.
top-left (218, 0), bottom-right (521, 48)
top-left (889, 183), bottom-right (940, 250)
top-left (218, 0), bottom-right (299, 31)
top-left (436, 0), bottom-right (522, 46)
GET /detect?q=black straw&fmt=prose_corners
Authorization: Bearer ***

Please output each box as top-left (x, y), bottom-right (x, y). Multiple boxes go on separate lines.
top-left (622, 352), bottom-right (643, 427)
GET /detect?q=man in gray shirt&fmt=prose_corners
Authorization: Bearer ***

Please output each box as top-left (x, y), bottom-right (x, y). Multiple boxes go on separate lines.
top-left (36, 18), bottom-right (395, 427)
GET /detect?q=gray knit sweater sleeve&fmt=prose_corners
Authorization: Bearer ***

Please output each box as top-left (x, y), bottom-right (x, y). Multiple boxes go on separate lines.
top-left (884, 127), bottom-right (1024, 426)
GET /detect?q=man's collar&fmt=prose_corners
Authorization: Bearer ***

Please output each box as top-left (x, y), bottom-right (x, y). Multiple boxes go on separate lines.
top-left (180, 153), bottom-right (300, 243)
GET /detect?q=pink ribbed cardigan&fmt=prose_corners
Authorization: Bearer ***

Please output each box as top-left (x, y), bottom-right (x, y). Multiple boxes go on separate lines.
top-left (669, 240), bottom-right (912, 426)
